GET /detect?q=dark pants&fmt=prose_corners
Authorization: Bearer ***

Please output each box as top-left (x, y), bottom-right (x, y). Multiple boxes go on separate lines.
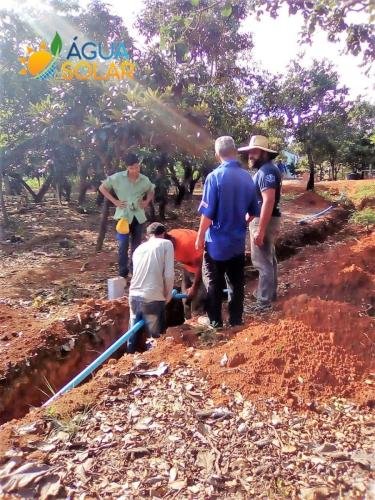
top-left (128, 296), bottom-right (166, 353)
top-left (202, 250), bottom-right (245, 327)
top-left (181, 269), bottom-right (207, 319)
top-left (117, 218), bottom-right (143, 278)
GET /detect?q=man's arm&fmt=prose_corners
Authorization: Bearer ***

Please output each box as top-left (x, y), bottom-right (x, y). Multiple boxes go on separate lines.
top-left (195, 173), bottom-right (218, 250)
top-left (254, 188), bottom-right (275, 246)
top-left (163, 241), bottom-right (175, 302)
top-left (195, 215), bottom-right (212, 250)
top-left (186, 258), bottom-right (203, 299)
top-left (139, 178), bottom-right (155, 209)
top-left (139, 188), bottom-right (154, 209)
top-left (99, 183), bottom-right (126, 208)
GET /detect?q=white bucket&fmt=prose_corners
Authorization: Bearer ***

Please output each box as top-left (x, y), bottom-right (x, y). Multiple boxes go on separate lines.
top-left (107, 277), bottom-right (127, 300)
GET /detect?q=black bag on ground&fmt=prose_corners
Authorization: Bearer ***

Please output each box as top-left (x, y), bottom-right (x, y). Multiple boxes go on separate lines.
top-left (165, 287), bottom-right (185, 327)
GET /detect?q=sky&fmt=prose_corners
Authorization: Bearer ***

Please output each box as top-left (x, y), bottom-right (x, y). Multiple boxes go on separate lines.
top-left (7, 0), bottom-right (374, 101)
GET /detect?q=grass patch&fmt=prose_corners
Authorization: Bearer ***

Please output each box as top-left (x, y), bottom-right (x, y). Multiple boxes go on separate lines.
top-left (350, 208), bottom-right (375, 227)
top-left (25, 178), bottom-right (41, 191)
top-left (351, 183), bottom-right (375, 203)
top-left (317, 189), bottom-right (353, 207)
top-left (44, 403), bottom-right (94, 437)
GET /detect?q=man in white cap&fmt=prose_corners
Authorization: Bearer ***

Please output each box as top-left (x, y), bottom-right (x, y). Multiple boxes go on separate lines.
top-left (128, 222), bottom-right (174, 351)
top-left (238, 135), bottom-right (282, 312)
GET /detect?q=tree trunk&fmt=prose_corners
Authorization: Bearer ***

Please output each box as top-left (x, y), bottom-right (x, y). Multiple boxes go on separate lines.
top-left (0, 167), bottom-right (9, 240)
top-left (96, 198), bottom-right (110, 252)
top-left (34, 174), bottom-right (53, 203)
top-left (174, 184), bottom-right (186, 206)
top-left (56, 182), bottom-right (63, 205)
top-left (77, 162), bottom-right (90, 205)
top-left (168, 164), bottom-right (185, 206)
top-left (78, 179), bottom-right (89, 205)
top-left (330, 157), bottom-right (337, 181)
top-left (8, 173), bottom-right (37, 201)
top-left (306, 147), bottom-right (315, 191)
top-left (3, 175), bottom-right (12, 195)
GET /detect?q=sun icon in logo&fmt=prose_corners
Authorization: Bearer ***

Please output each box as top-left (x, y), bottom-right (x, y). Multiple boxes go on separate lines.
top-left (19, 32), bottom-right (62, 80)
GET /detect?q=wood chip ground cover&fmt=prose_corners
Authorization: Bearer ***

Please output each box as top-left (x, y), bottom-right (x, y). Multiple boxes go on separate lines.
top-left (1, 364), bottom-right (374, 498)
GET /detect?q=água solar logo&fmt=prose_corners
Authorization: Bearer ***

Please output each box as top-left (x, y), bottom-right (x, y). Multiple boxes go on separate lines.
top-left (19, 32), bottom-right (62, 80)
top-left (19, 32), bottom-right (135, 81)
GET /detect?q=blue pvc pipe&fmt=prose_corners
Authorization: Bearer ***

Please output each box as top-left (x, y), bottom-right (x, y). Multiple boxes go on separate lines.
top-left (298, 205), bottom-right (334, 224)
top-left (43, 319), bottom-right (146, 407)
top-left (172, 289), bottom-right (188, 300)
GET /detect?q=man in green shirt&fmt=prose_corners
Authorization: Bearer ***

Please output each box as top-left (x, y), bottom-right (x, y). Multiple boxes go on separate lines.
top-left (99, 153), bottom-right (154, 279)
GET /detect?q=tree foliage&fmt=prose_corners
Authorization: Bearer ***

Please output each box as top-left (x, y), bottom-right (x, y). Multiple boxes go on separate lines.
top-left (250, 0), bottom-right (375, 66)
top-left (0, 0), bottom-right (374, 224)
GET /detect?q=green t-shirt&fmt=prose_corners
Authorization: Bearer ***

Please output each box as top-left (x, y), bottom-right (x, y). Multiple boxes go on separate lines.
top-left (103, 170), bottom-right (155, 223)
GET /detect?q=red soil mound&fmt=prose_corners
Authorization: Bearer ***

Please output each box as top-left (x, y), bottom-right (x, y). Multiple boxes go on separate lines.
top-left (197, 231), bottom-right (375, 406)
top-left (282, 233), bottom-right (375, 306)
top-left (198, 312), bottom-right (374, 406)
top-left (291, 191), bottom-right (331, 210)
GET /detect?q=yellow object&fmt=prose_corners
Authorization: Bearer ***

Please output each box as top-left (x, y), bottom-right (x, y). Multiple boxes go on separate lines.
top-left (27, 50), bottom-right (53, 76)
top-left (116, 218), bottom-right (129, 234)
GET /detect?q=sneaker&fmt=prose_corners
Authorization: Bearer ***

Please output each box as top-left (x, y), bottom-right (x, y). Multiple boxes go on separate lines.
top-left (197, 316), bottom-right (211, 327)
top-left (197, 316), bottom-right (223, 329)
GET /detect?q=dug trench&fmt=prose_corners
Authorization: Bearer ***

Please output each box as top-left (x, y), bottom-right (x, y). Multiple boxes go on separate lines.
top-left (0, 206), bottom-right (353, 425)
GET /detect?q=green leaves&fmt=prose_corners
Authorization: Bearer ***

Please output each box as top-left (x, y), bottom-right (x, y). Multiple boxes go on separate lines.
top-left (221, 4), bottom-right (232, 17)
top-left (50, 32), bottom-right (62, 57)
top-left (191, 0), bottom-right (200, 5)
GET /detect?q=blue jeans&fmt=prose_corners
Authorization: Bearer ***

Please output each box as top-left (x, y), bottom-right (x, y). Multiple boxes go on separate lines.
top-left (117, 218), bottom-right (144, 278)
top-left (128, 296), bottom-right (166, 353)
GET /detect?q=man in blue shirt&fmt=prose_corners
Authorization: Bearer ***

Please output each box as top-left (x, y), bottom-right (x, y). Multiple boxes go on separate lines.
top-left (196, 136), bottom-right (258, 327)
top-left (239, 135), bottom-right (282, 312)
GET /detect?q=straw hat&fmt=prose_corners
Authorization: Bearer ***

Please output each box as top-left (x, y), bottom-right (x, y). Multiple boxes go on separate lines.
top-left (238, 135), bottom-right (277, 154)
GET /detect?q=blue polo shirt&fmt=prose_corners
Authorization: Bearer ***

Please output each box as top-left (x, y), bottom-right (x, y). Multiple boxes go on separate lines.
top-left (198, 160), bottom-right (259, 261)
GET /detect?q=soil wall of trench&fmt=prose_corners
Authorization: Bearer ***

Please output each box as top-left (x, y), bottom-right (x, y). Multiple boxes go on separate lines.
top-left (0, 207), bottom-right (350, 425)
top-left (0, 300), bottom-right (130, 424)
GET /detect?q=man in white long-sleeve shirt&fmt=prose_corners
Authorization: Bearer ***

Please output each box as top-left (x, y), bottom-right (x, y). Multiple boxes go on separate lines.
top-left (129, 222), bottom-right (174, 345)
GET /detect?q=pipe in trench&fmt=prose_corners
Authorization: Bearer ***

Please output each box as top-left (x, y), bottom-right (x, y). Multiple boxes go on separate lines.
top-left (43, 319), bottom-right (146, 407)
top-left (298, 205), bottom-right (334, 224)
top-left (43, 290), bottom-right (189, 406)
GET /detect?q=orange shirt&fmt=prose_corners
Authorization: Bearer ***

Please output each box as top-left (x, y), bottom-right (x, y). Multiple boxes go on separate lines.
top-left (168, 229), bottom-right (203, 274)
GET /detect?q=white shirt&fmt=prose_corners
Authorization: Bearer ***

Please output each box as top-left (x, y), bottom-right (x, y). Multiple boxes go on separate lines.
top-left (129, 237), bottom-right (174, 302)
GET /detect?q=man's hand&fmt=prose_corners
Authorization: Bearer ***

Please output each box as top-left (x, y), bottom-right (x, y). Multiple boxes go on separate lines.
top-left (186, 286), bottom-right (197, 301)
top-left (254, 229), bottom-right (265, 247)
top-left (114, 200), bottom-right (127, 209)
top-left (195, 233), bottom-right (205, 251)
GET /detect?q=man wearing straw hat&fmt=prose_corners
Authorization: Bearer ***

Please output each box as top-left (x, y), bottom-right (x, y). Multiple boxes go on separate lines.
top-left (238, 135), bottom-right (282, 312)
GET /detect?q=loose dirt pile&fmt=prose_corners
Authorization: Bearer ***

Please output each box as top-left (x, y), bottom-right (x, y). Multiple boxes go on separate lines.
top-left (187, 230), bottom-right (375, 406)
top-left (291, 191), bottom-right (331, 211)
top-left (198, 313), bottom-right (373, 405)
top-left (283, 232), bottom-right (374, 307)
